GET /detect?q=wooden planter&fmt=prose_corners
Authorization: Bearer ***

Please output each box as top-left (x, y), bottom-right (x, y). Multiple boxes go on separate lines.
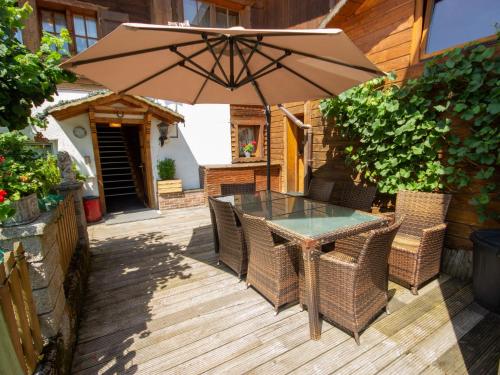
top-left (157, 179), bottom-right (182, 194)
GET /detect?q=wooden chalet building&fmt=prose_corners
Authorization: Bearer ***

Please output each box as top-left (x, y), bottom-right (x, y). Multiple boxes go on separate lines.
top-left (18, 0), bottom-right (498, 254)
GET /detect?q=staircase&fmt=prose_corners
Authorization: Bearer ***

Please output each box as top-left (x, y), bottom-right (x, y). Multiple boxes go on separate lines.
top-left (96, 126), bottom-right (138, 201)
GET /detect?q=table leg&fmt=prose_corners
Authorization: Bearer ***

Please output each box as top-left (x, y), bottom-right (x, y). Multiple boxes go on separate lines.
top-left (302, 242), bottom-right (321, 340)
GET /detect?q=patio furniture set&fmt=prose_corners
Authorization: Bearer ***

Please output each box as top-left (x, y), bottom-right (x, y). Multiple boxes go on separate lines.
top-left (209, 179), bottom-right (451, 344)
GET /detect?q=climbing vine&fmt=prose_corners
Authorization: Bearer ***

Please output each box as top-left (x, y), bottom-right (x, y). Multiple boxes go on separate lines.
top-left (320, 40), bottom-right (500, 222)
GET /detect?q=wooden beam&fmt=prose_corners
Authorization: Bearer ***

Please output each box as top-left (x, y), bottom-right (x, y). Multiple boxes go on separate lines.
top-left (21, 0), bottom-right (40, 52)
top-left (150, 0), bottom-right (173, 24)
top-left (89, 112), bottom-right (107, 215)
top-left (92, 105), bottom-right (148, 114)
top-left (410, 0), bottom-right (424, 65)
top-left (93, 117), bottom-right (144, 124)
top-left (142, 113), bottom-right (156, 209)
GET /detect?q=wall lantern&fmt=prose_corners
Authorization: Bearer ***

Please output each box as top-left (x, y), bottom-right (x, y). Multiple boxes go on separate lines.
top-left (158, 122), bottom-right (169, 146)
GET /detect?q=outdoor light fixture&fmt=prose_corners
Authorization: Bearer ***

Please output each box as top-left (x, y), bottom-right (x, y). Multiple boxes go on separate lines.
top-left (109, 122), bottom-right (122, 128)
top-left (158, 121), bottom-right (169, 146)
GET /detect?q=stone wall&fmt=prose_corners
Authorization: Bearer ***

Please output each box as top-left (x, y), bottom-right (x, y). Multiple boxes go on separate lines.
top-left (0, 183), bottom-right (90, 374)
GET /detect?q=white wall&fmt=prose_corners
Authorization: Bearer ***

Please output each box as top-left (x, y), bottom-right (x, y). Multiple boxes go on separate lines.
top-left (36, 91), bottom-right (232, 197)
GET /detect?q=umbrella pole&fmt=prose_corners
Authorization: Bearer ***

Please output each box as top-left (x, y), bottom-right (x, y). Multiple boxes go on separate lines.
top-left (265, 105), bottom-right (271, 191)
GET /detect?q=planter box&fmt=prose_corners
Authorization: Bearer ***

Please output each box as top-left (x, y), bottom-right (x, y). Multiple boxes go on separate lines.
top-left (157, 179), bottom-right (182, 194)
top-left (2, 193), bottom-right (40, 227)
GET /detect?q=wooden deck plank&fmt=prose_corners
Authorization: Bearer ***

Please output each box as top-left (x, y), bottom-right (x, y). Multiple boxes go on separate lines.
top-left (71, 207), bottom-right (499, 375)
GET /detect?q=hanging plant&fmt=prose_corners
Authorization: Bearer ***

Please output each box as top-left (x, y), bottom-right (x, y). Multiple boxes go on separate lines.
top-left (320, 39), bottom-right (499, 222)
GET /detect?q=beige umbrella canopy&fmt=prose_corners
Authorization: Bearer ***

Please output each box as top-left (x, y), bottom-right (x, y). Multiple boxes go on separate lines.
top-left (62, 24), bottom-right (382, 188)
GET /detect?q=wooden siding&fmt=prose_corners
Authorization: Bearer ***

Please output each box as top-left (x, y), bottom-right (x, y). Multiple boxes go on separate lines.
top-left (328, 0), bottom-right (415, 83)
top-left (71, 206), bottom-right (500, 374)
top-left (250, 0), bottom-right (331, 29)
top-left (81, 0), bottom-right (150, 23)
top-left (265, 0), bottom-right (499, 250)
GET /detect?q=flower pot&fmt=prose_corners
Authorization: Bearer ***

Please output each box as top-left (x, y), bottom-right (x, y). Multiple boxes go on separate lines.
top-left (1, 193), bottom-right (40, 227)
top-left (244, 151), bottom-right (252, 158)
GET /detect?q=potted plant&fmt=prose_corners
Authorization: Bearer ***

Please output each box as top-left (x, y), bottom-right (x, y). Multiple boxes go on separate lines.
top-left (0, 132), bottom-right (61, 226)
top-left (157, 158), bottom-right (182, 193)
top-left (241, 141), bottom-right (257, 158)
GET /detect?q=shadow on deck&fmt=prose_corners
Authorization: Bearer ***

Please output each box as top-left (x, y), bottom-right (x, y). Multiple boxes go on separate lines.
top-left (72, 207), bottom-right (500, 375)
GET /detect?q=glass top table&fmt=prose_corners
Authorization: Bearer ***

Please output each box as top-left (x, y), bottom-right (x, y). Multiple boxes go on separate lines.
top-left (214, 191), bottom-right (388, 341)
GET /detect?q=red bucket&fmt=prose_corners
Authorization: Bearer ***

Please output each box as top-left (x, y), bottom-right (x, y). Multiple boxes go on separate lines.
top-left (83, 196), bottom-right (102, 223)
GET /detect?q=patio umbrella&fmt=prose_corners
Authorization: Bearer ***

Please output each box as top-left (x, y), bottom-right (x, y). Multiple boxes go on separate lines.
top-left (61, 24), bottom-right (382, 189)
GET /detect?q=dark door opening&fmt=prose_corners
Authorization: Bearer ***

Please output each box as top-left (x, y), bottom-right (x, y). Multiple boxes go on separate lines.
top-left (96, 124), bottom-right (147, 213)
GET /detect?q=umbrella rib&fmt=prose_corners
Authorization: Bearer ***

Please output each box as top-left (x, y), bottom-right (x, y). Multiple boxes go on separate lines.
top-left (68, 38), bottom-right (221, 67)
top-left (202, 34), bottom-right (230, 85)
top-left (237, 38), bottom-right (335, 97)
top-left (170, 48), bottom-right (227, 87)
top-left (234, 37), bottom-right (261, 84)
top-left (192, 40), bottom-right (230, 104)
top-left (233, 40), bottom-right (268, 106)
top-left (117, 39), bottom-right (225, 95)
top-left (237, 36), bottom-right (380, 75)
top-left (235, 51), bottom-right (289, 88)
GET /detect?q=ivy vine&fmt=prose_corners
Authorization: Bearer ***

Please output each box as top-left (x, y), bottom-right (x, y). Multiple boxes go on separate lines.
top-left (320, 40), bottom-right (499, 222)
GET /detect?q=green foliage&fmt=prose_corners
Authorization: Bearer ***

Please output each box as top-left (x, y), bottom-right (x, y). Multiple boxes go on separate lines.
top-left (72, 162), bottom-right (87, 182)
top-left (0, 132), bottom-right (61, 221)
top-left (320, 41), bottom-right (500, 222)
top-left (158, 158), bottom-right (176, 180)
top-left (0, 0), bottom-right (75, 131)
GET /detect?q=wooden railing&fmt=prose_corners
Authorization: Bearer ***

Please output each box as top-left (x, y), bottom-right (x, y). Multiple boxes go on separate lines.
top-left (0, 243), bottom-right (43, 374)
top-left (55, 193), bottom-right (79, 276)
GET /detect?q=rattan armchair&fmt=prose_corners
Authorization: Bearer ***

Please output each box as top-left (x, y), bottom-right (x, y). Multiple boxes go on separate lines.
top-left (210, 198), bottom-right (248, 278)
top-left (208, 197), bottom-right (219, 253)
top-left (240, 213), bottom-right (300, 314)
top-left (331, 181), bottom-right (377, 212)
top-left (388, 190), bottom-right (451, 295)
top-left (315, 219), bottom-right (402, 344)
top-left (305, 178), bottom-right (335, 202)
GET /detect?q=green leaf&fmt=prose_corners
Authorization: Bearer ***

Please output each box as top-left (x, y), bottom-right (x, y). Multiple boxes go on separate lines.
top-left (487, 102), bottom-right (500, 115)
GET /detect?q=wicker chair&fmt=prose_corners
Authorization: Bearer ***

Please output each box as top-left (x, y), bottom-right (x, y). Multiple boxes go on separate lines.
top-left (210, 198), bottom-right (248, 278)
top-left (331, 181), bottom-right (377, 212)
top-left (315, 218), bottom-right (402, 344)
top-left (305, 178), bottom-right (335, 202)
top-left (389, 190), bottom-right (451, 295)
top-left (240, 213), bottom-right (300, 314)
top-left (207, 197), bottom-right (219, 253)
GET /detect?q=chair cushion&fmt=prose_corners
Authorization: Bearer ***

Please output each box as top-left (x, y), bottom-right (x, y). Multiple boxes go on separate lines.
top-left (392, 234), bottom-right (420, 253)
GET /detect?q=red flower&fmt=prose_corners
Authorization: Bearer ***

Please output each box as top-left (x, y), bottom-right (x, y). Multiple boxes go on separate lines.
top-left (0, 155), bottom-right (4, 163)
top-left (251, 140), bottom-right (257, 146)
top-left (0, 189), bottom-right (7, 203)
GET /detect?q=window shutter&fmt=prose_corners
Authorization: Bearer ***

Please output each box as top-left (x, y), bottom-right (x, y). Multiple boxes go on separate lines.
top-left (98, 10), bottom-right (129, 37)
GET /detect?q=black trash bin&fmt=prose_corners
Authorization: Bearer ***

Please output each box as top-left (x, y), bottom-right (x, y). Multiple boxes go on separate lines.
top-left (470, 229), bottom-right (500, 312)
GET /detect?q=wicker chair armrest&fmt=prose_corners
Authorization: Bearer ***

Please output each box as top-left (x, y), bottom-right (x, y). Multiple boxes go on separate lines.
top-left (319, 253), bottom-right (357, 270)
top-left (274, 241), bottom-right (300, 253)
top-left (419, 223), bottom-right (447, 252)
top-left (335, 233), bottom-right (369, 254)
top-left (379, 212), bottom-right (395, 224)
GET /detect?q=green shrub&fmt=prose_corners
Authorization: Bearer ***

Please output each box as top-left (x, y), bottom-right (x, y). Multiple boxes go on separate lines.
top-left (158, 158), bottom-right (176, 180)
top-left (320, 40), bottom-right (499, 222)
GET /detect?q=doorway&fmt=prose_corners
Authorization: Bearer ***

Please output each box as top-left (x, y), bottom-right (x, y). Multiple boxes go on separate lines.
top-left (96, 123), bottom-right (148, 213)
top-left (285, 114), bottom-right (305, 194)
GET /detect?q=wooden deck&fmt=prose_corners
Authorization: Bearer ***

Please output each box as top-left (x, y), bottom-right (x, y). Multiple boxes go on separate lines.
top-left (73, 206), bottom-right (500, 375)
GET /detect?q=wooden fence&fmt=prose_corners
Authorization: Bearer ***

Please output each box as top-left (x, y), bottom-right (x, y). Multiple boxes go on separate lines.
top-left (0, 243), bottom-right (43, 374)
top-left (55, 193), bottom-right (79, 276)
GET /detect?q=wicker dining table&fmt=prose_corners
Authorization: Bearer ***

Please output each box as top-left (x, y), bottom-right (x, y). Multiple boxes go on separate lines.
top-left (215, 191), bottom-right (388, 340)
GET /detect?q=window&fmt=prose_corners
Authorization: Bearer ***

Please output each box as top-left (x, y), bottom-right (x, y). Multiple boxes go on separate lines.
top-left (39, 8), bottom-right (98, 54)
top-left (237, 125), bottom-right (262, 159)
top-left (73, 14), bottom-right (98, 53)
top-left (424, 0), bottom-right (499, 55)
top-left (183, 0), bottom-right (240, 27)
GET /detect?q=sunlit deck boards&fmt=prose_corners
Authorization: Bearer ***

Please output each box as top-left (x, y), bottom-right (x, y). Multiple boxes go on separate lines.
top-left (73, 206), bottom-right (500, 375)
